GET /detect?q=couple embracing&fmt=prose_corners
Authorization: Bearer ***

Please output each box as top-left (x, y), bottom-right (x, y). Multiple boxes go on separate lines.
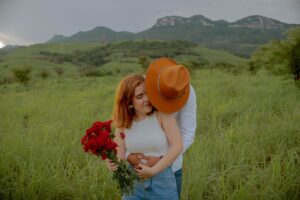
top-left (106, 57), bottom-right (197, 200)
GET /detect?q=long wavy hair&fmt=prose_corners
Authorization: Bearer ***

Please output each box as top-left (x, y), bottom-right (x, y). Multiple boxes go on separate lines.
top-left (112, 74), bottom-right (151, 128)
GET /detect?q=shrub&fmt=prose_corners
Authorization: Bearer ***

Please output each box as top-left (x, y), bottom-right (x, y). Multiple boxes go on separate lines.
top-left (138, 56), bottom-right (151, 71)
top-left (12, 67), bottom-right (31, 86)
top-left (79, 66), bottom-right (113, 77)
top-left (40, 69), bottom-right (49, 79)
top-left (55, 67), bottom-right (64, 77)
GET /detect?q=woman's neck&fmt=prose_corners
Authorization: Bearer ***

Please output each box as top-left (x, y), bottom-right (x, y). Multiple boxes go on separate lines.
top-left (134, 112), bottom-right (147, 122)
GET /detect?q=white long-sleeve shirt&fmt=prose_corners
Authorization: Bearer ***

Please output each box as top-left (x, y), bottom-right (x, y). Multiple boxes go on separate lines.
top-left (172, 85), bottom-right (197, 172)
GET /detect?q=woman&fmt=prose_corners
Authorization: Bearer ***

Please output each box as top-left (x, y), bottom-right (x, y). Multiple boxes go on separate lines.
top-left (107, 74), bottom-right (183, 199)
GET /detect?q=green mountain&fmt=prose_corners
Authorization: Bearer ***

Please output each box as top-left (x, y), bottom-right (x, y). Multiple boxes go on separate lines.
top-left (48, 26), bottom-right (134, 43)
top-left (48, 34), bottom-right (68, 43)
top-left (137, 15), bottom-right (298, 57)
top-left (46, 15), bottom-right (299, 57)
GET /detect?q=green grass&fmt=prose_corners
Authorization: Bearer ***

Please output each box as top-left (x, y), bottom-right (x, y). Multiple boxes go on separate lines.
top-left (191, 46), bottom-right (248, 65)
top-left (182, 70), bottom-right (300, 199)
top-left (0, 68), bottom-right (299, 199)
top-left (0, 76), bottom-right (120, 199)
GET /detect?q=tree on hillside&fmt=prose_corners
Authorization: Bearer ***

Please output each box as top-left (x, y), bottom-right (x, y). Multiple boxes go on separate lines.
top-left (285, 28), bottom-right (300, 81)
top-left (40, 69), bottom-right (49, 79)
top-left (55, 66), bottom-right (64, 77)
top-left (249, 27), bottom-right (300, 82)
top-left (138, 56), bottom-right (151, 71)
top-left (12, 67), bottom-right (31, 86)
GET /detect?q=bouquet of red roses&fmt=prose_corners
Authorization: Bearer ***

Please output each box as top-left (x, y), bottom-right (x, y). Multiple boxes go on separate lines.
top-left (81, 120), bottom-right (138, 195)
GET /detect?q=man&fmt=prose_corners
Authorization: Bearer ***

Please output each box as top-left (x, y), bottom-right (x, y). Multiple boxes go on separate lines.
top-left (127, 57), bottom-right (197, 198)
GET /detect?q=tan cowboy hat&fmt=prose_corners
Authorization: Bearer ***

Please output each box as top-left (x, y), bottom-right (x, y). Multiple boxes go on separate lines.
top-left (145, 57), bottom-right (190, 113)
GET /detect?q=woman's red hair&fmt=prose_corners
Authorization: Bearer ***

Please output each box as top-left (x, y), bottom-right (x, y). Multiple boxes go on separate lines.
top-left (112, 74), bottom-right (145, 128)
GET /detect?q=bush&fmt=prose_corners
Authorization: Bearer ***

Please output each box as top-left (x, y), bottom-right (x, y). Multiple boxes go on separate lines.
top-left (138, 56), bottom-right (151, 71)
top-left (55, 67), bottom-right (64, 77)
top-left (0, 77), bottom-right (9, 85)
top-left (214, 62), bottom-right (236, 69)
top-left (40, 69), bottom-right (49, 79)
top-left (183, 61), bottom-right (202, 75)
top-left (12, 67), bottom-right (31, 86)
top-left (79, 66), bottom-right (113, 77)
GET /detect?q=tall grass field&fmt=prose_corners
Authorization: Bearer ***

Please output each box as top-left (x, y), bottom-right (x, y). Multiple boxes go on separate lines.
top-left (0, 66), bottom-right (299, 199)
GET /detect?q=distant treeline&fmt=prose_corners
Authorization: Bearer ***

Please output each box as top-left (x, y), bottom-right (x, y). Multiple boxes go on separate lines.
top-left (37, 40), bottom-right (200, 67)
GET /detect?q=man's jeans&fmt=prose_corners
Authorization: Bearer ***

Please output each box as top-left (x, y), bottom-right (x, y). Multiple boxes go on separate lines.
top-left (174, 168), bottom-right (182, 198)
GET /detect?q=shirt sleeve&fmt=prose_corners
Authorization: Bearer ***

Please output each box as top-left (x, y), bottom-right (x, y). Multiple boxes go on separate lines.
top-left (178, 85), bottom-right (197, 153)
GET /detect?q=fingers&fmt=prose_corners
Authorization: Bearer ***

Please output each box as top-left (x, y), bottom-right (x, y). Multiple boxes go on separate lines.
top-left (134, 165), bottom-right (144, 179)
top-left (141, 155), bottom-right (161, 167)
top-left (137, 153), bottom-right (145, 159)
top-left (134, 165), bottom-right (142, 170)
top-left (134, 164), bottom-right (149, 173)
top-left (134, 164), bottom-right (153, 179)
top-left (134, 164), bottom-right (144, 173)
top-left (105, 159), bottom-right (118, 171)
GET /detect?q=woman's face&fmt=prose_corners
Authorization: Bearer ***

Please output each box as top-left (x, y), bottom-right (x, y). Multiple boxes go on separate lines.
top-left (132, 82), bottom-right (153, 116)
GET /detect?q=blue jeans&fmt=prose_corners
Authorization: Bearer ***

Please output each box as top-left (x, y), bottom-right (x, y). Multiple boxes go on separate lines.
top-left (123, 167), bottom-right (178, 200)
top-left (174, 169), bottom-right (182, 199)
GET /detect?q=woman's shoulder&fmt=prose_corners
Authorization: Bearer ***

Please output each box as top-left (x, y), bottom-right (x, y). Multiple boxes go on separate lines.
top-left (156, 111), bottom-right (174, 118)
top-left (155, 111), bottom-right (175, 123)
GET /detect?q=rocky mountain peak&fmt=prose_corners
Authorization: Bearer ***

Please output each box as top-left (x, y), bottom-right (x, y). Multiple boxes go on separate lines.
top-left (153, 15), bottom-right (215, 28)
top-left (187, 15), bottom-right (215, 26)
top-left (230, 15), bottom-right (287, 29)
top-left (153, 16), bottom-right (187, 27)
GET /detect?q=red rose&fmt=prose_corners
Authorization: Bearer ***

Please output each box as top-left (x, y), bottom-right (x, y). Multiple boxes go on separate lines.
top-left (101, 152), bottom-right (107, 160)
top-left (105, 140), bottom-right (118, 150)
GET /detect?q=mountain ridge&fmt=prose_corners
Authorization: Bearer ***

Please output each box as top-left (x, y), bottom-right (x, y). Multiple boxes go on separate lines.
top-left (45, 14), bottom-right (299, 57)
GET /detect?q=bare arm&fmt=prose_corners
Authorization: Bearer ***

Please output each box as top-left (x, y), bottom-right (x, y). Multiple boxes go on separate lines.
top-left (114, 128), bottom-right (126, 160)
top-left (105, 128), bottom-right (126, 171)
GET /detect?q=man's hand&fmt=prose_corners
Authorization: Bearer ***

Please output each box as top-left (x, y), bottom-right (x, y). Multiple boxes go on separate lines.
top-left (127, 153), bottom-right (144, 167)
top-left (127, 153), bottom-right (161, 168)
top-left (142, 155), bottom-right (161, 167)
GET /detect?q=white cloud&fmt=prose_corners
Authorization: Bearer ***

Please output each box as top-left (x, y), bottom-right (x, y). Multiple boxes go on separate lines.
top-left (0, 32), bottom-right (34, 46)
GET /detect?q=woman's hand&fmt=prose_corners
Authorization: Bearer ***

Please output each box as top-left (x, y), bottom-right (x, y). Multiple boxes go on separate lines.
top-left (105, 159), bottom-right (118, 171)
top-left (135, 164), bottom-right (156, 179)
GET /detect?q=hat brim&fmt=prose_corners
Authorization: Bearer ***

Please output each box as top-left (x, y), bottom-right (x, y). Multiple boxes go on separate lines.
top-left (145, 57), bottom-right (190, 113)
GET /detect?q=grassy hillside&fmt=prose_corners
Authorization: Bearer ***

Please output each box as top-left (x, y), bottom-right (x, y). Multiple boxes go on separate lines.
top-left (0, 43), bottom-right (104, 79)
top-left (0, 40), bottom-right (247, 82)
top-left (0, 68), bottom-right (299, 199)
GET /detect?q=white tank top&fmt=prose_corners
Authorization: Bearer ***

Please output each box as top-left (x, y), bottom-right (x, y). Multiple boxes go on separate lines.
top-left (125, 112), bottom-right (169, 157)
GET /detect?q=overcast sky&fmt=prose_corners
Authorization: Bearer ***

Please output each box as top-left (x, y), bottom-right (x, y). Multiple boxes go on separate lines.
top-left (0, 0), bottom-right (300, 46)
